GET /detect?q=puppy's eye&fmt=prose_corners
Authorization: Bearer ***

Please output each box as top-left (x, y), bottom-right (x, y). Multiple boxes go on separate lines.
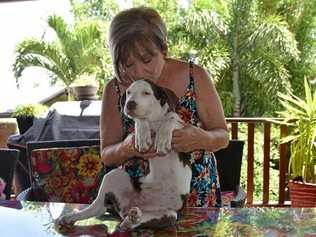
top-left (126, 90), bottom-right (131, 95)
top-left (142, 91), bottom-right (151, 96)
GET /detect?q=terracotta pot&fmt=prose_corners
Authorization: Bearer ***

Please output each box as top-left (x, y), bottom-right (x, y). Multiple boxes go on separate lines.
top-left (288, 180), bottom-right (316, 207)
top-left (72, 85), bottom-right (98, 100)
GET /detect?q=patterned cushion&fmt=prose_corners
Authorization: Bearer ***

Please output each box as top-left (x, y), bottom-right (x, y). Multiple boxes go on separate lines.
top-left (30, 146), bottom-right (105, 204)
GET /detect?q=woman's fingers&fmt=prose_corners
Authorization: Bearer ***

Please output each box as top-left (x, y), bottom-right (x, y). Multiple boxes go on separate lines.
top-left (172, 125), bottom-right (198, 152)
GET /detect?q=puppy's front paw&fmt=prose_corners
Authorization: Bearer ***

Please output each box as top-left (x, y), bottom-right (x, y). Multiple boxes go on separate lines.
top-left (135, 121), bottom-right (152, 152)
top-left (135, 130), bottom-right (152, 152)
top-left (155, 129), bottom-right (172, 155)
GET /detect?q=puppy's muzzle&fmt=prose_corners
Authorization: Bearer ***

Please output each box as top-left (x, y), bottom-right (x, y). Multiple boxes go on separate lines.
top-left (125, 100), bottom-right (137, 116)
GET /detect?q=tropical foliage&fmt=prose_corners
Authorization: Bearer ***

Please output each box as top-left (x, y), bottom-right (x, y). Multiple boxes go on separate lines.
top-left (279, 0), bottom-right (316, 98)
top-left (69, 0), bottom-right (316, 117)
top-left (13, 15), bottom-right (106, 100)
top-left (276, 79), bottom-right (316, 183)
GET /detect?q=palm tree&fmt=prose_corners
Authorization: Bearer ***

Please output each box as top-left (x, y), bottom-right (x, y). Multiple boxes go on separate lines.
top-left (69, 0), bottom-right (310, 117)
top-left (13, 15), bottom-right (105, 100)
top-left (170, 0), bottom-right (299, 116)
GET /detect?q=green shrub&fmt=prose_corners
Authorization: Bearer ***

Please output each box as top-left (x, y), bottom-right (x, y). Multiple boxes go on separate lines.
top-left (12, 103), bottom-right (48, 118)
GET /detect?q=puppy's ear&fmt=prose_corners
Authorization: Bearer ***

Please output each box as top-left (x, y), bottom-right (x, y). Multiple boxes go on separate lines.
top-left (158, 87), bottom-right (179, 112)
top-left (119, 92), bottom-right (126, 114)
top-left (143, 79), bottom-right (179, 111)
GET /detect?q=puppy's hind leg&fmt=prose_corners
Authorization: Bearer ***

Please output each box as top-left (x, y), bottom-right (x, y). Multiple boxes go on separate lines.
top-left (57, 169), bottom-right (134, 225)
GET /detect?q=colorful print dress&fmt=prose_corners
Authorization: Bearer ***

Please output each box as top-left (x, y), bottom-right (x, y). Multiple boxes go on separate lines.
top-left (114, 63), bottom-right (222, 207)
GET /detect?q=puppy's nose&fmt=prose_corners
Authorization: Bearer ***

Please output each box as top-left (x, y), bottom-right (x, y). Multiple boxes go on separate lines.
top-left (126, 100), bottom-right (137, 111)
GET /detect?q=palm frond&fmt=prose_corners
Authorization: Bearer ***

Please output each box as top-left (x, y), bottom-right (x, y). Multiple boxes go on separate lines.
top-left (13, 39), bottom-right (73, 86)
top-left (246, 53), bottom-right (291, 97)
top-left (48, 15), bottom-right (71, 44)
top-left (248, 15), bottom-right (300, 62)
top-left (13, 54), bottom-right (66, 86)
top-left (185, 9), bottom-right (229, 43)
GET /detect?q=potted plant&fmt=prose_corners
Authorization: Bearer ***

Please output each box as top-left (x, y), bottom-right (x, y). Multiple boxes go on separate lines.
top-left (276, 79), bottom-right (316, 207)
top-left (13, 15), bottom-right (105, 101)
top-left (12, 103), bottom-right (48, 134)
top-left (71, 73), bottom-right (99, 101)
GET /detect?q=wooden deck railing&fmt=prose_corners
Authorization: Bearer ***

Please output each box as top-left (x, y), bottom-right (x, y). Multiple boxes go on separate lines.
top-left (0, 114), bottom-right (290, 206)
top-left (226, 118), bottom-right (290, 207)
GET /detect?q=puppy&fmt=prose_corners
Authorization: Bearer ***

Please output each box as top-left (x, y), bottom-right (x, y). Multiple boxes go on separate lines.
top-left (57, 79), bottom-right (192, 230)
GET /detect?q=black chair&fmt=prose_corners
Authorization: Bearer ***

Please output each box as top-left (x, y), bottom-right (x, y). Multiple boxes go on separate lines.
top-left (214, 140), bottom-right (246, 207)
top-left (0, 149), bottom-right (19, 199)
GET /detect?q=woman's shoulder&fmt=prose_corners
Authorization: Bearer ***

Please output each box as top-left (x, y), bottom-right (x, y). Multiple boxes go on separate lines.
top-left (102, 78), bottom-right (121, 104)
top-left (105, 78), bottom-right (117, 89)
top-left (165, 59), bottom-right (189, 80)
top-left (104, 78), bottom-right (121, 95)
top-left (166, 58), bottom-right (188, 70)
top-left (167, 58), bottom-right (208, 77)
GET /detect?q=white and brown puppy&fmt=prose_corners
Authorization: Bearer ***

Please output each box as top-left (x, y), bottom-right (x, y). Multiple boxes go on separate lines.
top-left (57, 79), bottom-right (192, 230)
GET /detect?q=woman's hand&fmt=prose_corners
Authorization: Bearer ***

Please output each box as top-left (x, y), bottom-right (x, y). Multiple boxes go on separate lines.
top-left (122, 133), bottom-right (158, 159)
top-left (171, 124), bottom-right (206, 153)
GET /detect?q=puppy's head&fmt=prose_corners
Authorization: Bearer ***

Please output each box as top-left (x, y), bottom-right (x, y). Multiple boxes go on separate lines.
top-left (121, 79), bottom-right (178, 121)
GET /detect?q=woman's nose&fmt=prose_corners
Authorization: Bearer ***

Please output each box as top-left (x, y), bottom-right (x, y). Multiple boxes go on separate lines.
top-left (132, 63), bottom-right (145, 79)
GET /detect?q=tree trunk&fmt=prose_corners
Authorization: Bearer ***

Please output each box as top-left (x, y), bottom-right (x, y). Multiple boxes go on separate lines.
top-left (232, 17), bottom-right (241, 117)
top-left (66, 87), bottom-right (71, 101)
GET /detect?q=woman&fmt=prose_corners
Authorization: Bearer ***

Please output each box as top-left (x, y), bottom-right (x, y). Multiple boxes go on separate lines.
top-left (100, 6), bottom-right (228, 207)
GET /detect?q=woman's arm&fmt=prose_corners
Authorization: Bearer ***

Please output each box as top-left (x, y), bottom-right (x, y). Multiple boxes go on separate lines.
top-left (100, 80), bottom-right (130, 166)
top-left (172, 65), bottom-right (229, 153)
top-left (100, 80), bottom-right (157, 166)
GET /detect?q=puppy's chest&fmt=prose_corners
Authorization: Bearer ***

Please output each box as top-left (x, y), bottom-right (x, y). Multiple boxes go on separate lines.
top-left (149, 120), bottom-right (165, 133)
top-left (142, 152), bottom-right (185, 184)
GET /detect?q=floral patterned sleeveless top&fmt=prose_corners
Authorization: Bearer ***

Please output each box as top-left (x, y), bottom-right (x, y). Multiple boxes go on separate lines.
top-left (114, 62), bottom-right (222, 208)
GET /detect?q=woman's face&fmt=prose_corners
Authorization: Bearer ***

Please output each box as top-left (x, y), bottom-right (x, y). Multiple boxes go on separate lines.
top-left (120, 45), bottom-right (165, 84)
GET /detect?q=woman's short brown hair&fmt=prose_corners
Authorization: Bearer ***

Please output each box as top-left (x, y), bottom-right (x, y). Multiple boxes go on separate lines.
top-left (108, 7), bottom-right (167, 83)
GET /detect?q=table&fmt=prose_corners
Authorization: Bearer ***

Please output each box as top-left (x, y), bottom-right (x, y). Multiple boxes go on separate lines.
top-left (0, 200), bottom-right (315, 236)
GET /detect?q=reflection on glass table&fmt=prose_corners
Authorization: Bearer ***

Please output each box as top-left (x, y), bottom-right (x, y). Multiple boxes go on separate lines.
top-left (0, 200), bottom-right (315, 237)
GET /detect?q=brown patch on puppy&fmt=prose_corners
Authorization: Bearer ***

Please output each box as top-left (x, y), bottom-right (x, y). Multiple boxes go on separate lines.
top-left (143, 79), bottom-right (179, 112)
top-left (180, 194), bottom-right (189, 211)
top-left (179, 152), bottom-right (192, 168)
top-left (136, 214), bottom-right (177, 229)
top-left (130, 176), bottom-right (142, 193)
top-left (104, 192), bottom-right (121, 217)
